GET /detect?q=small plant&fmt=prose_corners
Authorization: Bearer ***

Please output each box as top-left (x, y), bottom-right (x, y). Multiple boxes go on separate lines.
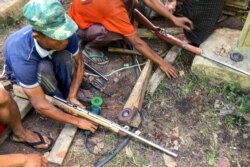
top-left (180, 81), bottom-right (194, 97)
top-left (207, 143), bottom-right (217, 167)
top-left (133, 154), bottom-right (150, 166)
top-left (223, 114), bottom-right (247, 128)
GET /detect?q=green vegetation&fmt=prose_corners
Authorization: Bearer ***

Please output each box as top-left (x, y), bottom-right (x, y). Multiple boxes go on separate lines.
top-left (207, 143), bottom-right (218, 167)
top-left (0, 16), bottom-right (25, 32)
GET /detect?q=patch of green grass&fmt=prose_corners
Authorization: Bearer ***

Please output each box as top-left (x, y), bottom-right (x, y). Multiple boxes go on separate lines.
top-left (133, 155), bottom-right (150, 167)
top-left (207, 143), bottom-right (217, 167)
top-left (179, 81), bottom-right (194, 97)
top-left (222, 83), bottom-right (250, 113)
top-left (106, 153), bottom-right (150, 167)
top-left (151, 79), bottom-right (168, 99)
top-left (0, 16), bottom-right (25, 32)
top-left (223, 114), bottom-right (247, 129)
top-left (103, 134), bottom-right (116, 144)
top-left (106, 153), bottom-right (130, 167)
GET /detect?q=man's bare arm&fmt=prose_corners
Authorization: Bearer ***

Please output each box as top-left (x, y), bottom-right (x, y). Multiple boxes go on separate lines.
top-left (67, 53), bottom-right (85, 108)
top-left (23, 86), bottom-right (97, 132)
top-left (125, 33), bottom-right (177, 78)
top-left (0, 154), bottom-right (48, 167)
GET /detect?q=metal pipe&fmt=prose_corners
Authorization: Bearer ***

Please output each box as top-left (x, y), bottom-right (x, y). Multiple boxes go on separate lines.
top-left (84, 62), bottom-right (108, 81)
top-left (75, 107), bottom-right (177, 157)
top-left (201, 54), bottom-right (250, 76)
top-left (54, 96), bottom-right (177, 157)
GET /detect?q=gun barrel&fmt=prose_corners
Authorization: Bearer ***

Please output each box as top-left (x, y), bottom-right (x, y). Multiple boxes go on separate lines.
top-left (117, 124), bottom-right (178, 157)
top-left (55, 96), bottom-right (177, 157)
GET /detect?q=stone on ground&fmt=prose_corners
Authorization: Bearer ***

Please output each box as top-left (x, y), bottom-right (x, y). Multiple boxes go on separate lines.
top-left (191, 28), bottom-right (250, 92)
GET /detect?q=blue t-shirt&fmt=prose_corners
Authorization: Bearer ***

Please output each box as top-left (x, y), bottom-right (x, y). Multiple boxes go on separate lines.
top-left (3, 26), bottom-right (79, 88)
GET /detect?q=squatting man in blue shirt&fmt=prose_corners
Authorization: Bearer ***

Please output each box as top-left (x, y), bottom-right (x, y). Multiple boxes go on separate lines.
top-left (3, 0), bottom-right (97, 143)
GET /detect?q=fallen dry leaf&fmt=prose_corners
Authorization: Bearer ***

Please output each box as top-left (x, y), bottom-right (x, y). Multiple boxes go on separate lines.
top-left (179, 70), bottom-right (185, 77)
top-left (163, 154), bottom-right (177, 167)
top-left (125, 146), bottom-right (134, 158)
top-left (97, 142), bottom-right (105, 149)
top-left (170, 127), bottom-right (179, 140)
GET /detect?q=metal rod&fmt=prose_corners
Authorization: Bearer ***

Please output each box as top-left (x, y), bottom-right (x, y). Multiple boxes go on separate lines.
top-left (84, 62), bottom-right (108, 81)
top-left (135, 55), bottom-right (142, 72)
top-left (201, 54), bottom-right (250, 76)
top-left (54, 96), bottom-right (177, 157)
top-left (75, 107), bottom-right (177, 157)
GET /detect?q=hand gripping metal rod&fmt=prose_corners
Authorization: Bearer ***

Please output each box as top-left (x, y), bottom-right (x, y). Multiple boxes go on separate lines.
top-left (54, 96), bottom-right (177, 157)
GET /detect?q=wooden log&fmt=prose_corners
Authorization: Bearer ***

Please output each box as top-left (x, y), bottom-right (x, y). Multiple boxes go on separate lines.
top-left (147, 46), bottom-right (181, 96)
top-left (118, 59), bottom-right (153, 127)
top-left (108, 47), bottom-right (141, 55)
top-left (47, 124), bottom-right (77, 165)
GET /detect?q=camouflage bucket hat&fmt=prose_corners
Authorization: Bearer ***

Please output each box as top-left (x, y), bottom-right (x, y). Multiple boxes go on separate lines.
top-left (23, 0), bottom-right (78, 40)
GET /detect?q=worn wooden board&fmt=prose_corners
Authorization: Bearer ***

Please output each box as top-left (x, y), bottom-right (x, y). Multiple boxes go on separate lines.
top-left (124, 59), bottom-right (153, 110)
top-left (147, 46), bottom-right (180, 96)
top-left (119, 59), bottom-right (153, 127)
top-left (47, 124), bottom-right (78, 165)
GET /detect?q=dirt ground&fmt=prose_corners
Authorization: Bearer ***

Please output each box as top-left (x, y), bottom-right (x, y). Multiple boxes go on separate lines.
top-left (0, 4), bottom-right (250, 167)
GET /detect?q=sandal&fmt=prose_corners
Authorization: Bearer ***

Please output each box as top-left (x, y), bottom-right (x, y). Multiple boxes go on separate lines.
top-left (11, 131), bottom-right (54, 152)
top-left (77, 89), bottom-right (94, 103)
top-left (82, 49), bottom-right (109, 65)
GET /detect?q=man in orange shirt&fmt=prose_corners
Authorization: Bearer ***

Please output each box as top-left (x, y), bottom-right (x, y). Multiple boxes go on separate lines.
top-left (69, 0), bottom-right (193, 78)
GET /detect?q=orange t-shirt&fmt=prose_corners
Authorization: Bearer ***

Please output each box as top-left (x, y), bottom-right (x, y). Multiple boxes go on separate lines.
top-left (68, 0), bottom-right (136, 37)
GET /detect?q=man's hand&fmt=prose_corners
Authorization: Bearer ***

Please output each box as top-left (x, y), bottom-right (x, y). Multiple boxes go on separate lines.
top-left (68, 96), bottom-right (86, 109)
top-left (75, 118), bottom-right (98, 133)
top-left (172, 16), bottom-right (193, 31)
top-left (159, 61), bottom-right (178, 79)
top-left (24, 154), bottom-right (48, 167)
top-left (165, 0), bottom-right (177, 13)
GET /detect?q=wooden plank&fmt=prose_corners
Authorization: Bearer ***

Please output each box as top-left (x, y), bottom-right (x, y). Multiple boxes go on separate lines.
top-left (118, 59), bottom-right (153, 127)
top-left (0, 80), bottom-right (12, 90)
top-left (0, 96), bottom-right (32, 144)
top-left (124, 59), bottom-right (153, 110)
top-left (47, 124), bottom-right (78, 165)
top-left (147, 46), bottom-right (180, 96)
top-left (108, 47), bottom-right (141, 55)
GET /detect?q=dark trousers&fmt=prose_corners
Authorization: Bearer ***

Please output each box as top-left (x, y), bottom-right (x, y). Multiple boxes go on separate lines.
top-left (37, 50), bottom-right (76, 98)
top-left (183, 0), bottom-right (226, 46)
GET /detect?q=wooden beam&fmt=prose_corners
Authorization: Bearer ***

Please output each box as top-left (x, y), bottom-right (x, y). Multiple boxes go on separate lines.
top-left (118, 59), bottom-right (153, 127)
top-left (47, 124), bottom-right (77, 165)
top-left (108, 47), bottom-right (141, 55)
top-left (147, 46), bottom-right (180, 96)
top-left (0, 80), bottom-right (12, 90)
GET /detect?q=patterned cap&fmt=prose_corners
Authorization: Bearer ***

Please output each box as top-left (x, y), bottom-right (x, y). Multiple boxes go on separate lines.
top-left (23, 0), bottom-right (78, 40)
